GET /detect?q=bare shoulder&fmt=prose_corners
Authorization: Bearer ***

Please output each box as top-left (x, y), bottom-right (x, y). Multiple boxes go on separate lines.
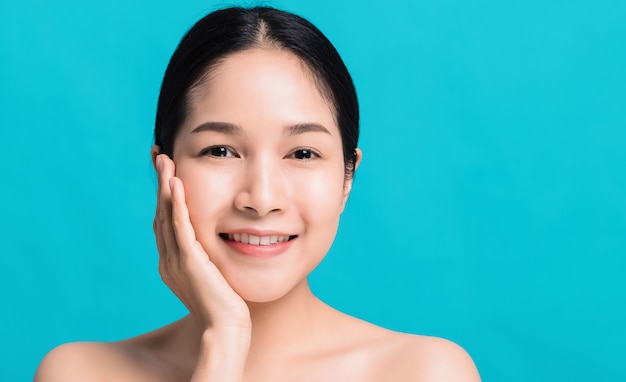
top-left (34, 341), bottom-right (137, 382)
top-left (34, 319), bottom-right (190, 382)
top-left (334, 312), bottom-right (480, 381)
top-left (382, 332), bottom-right (481, 381)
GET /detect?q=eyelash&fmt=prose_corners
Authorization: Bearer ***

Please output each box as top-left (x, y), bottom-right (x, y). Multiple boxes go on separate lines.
top-left (199, 146), bottom-right (238, 158)
top-left (198, 146), bottom-right (321, 161)
top-left (287, 148), bottom-right (321, 161)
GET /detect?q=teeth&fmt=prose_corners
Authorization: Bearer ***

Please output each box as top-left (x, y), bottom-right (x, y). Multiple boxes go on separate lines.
top-left (226, 233), bottom-right (291, 246)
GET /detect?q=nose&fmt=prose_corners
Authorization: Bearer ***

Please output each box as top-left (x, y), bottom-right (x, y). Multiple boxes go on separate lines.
top-left (234, 155), bottom-right (288, 217)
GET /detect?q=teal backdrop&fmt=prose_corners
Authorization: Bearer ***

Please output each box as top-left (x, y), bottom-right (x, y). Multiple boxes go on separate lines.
top-left (1, 0), bottom-right (624, 380)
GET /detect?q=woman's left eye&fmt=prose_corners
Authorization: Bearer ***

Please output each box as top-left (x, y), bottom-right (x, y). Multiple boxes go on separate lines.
top-left (289, 148), bottom-right (319, 160)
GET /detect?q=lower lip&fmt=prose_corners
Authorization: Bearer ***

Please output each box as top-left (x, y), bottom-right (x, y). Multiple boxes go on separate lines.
top-left (222, 237), bottom-right (295, 258)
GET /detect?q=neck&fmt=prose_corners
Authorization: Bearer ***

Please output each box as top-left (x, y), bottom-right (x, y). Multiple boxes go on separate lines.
top-left (245, 280), bottom-right (330, 360)
top-left (180, 279), bottom-right (336, 368)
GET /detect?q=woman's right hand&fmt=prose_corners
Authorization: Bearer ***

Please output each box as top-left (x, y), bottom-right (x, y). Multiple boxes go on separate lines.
top-left (154, 154), bottom-right (251, 380)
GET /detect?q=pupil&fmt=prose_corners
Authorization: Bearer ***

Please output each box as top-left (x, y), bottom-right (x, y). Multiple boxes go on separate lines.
top-left (211, 147), bottom-right (227, 156)
top-left (296, 149), bottom-right (311, 159)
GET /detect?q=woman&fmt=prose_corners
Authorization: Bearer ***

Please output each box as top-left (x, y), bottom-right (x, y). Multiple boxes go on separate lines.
top-left (35, 6), bottom-right (480, 381)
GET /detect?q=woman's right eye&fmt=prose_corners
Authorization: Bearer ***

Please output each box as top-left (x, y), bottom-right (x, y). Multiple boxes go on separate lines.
top-left (200, 146), bottom-right (237, 158)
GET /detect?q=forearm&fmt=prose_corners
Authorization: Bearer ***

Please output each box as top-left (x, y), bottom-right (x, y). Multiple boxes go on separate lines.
top-left (190, 328), bottom-right (251, 382)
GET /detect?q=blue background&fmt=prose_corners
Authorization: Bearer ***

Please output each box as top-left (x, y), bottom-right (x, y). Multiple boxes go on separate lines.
top-left (1, 0), bottom-right (625, 380)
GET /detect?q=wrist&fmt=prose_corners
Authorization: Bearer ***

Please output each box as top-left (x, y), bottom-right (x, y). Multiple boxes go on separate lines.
top-left (201, 326), bottom-right (251, 353)
top-left (191, 327), bottom-right (250, 382)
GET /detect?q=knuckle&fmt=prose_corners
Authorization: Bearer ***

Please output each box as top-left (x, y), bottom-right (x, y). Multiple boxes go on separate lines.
top-left (170, 215), bottom-right (181, 231)
top-left (158, 210), bottom-right (167, 225)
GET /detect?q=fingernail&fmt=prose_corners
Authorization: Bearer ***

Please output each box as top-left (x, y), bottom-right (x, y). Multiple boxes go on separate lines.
top-left (156, 155), bottom-right (163, 172)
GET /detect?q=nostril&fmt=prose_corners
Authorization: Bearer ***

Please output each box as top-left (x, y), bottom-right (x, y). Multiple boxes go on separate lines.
top-left (234, 187), bottom-right (287, 217)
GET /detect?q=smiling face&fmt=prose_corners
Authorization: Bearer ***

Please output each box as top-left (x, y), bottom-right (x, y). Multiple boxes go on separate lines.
top-left (169, 48), bottom-right (359, 302)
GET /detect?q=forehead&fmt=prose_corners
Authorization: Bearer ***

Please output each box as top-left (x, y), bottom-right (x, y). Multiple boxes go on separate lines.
top-left (182, 48), bottom-right (338, 135)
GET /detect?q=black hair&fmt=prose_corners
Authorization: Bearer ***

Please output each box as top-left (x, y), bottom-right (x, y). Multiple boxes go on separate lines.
top-left (154, 6), bottom-right (359, 176)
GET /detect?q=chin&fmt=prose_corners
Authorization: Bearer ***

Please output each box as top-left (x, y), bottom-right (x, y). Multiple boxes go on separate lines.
top-left (234, 278), bottom-right (302, 304)
top-left (220, 264), bottom-right (314, 304)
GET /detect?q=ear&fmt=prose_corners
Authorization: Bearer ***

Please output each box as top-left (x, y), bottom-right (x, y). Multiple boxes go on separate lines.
top-left (340, 148), bottom-right (362, 213)
top-left (151, 145), bottom-right (161, 170)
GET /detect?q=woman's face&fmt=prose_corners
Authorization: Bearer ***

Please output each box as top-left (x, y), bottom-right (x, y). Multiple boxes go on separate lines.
top-left (169, 48), bottom-right (359, 303)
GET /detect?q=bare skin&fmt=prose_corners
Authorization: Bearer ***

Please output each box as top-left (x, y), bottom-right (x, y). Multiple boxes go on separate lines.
top-left (36, 309), bottom-right (479, 382)
top-left (34, 48), bottom-right (480, 381)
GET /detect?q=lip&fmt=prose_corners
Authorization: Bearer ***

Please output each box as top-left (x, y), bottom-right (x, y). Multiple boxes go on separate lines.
top-left (223, 229), bottom-right (295, 237)
top-left (219, 230), bottom-right (297, 258)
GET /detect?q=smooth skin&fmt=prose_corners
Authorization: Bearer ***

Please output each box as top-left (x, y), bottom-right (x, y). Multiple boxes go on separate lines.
top-left (35, 48), bottom-right (481, 381)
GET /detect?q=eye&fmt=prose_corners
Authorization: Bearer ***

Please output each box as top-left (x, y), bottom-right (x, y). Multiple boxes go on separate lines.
top-left (199, 146), bottom-right (237, 158)
top-left (289, 148), bottom-right (319, 161)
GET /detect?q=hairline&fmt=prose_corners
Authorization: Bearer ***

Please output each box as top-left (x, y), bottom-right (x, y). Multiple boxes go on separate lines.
top-left (187, 46), bottom-right (337, 118)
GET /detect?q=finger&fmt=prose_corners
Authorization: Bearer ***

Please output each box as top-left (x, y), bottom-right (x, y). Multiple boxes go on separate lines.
top-left (169, 176), bottom-right (198, 256)
top-left (154, 154), bottom-right (169, 221)
top-left (169, 177), bottom-right (229, 288)
top-left (153, 155), bottom-right (167, 259)
top-left (158, 155), bottom-right (179, 259)
top-left (154, 216), bottom-right (166, 257)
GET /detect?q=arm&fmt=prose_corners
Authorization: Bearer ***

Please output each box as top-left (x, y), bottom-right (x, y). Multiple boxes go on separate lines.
top-left (190, 329), bottom-right (250, 382)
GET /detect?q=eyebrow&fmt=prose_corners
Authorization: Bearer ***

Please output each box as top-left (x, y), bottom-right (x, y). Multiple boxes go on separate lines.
top-left (285, 123), bottom-right (331, 136)
top-left (191, 121), bottom-right (331, 136)
top-left (191, 122), bottom-right (242, 135)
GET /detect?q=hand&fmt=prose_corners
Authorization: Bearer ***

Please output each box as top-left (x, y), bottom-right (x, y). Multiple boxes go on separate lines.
top-left (153, 154), bottom-right (251, 331)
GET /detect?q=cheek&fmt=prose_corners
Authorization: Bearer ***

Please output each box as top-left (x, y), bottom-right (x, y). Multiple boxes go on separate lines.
top-left (290, 165), bottom-right (346, 224)
top-left (175, 162), bottom-right (234, 228)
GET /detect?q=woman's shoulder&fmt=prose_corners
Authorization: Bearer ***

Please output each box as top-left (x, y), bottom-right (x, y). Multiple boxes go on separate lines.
top-left (384, 332), bottom-right (480, 381)
top-left (34, 319), bottom-right (190, 382)
top-left (34, 341), bottom-right (139, 382)
top-left (340, 316), bottom-right (481, 381)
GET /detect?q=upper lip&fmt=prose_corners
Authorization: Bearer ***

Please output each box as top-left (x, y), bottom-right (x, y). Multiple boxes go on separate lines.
top-left (219, 229), bottom-right (297, 237)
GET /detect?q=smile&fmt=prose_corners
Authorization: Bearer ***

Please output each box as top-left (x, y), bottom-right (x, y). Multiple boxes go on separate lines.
top-left (220, 233), bottom-right (297, 246)
top-left (219, 232), bottom-right (298, 258)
